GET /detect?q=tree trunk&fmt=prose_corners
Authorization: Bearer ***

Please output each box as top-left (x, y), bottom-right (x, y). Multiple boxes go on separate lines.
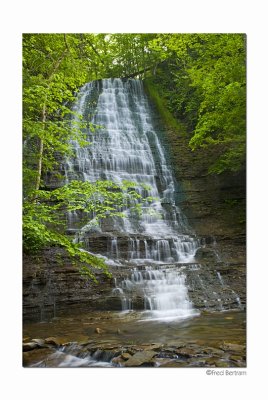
top-left (35, 103), bottom-right (46, 191)
top-left (123, 65), bottom-right (152, 79)
top-left (34, 34), bottom-right (70, 191)
top-left (123, 61), bottom-right (164, 79)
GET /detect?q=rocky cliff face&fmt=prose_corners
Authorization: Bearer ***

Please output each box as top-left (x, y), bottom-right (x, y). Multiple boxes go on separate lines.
top-left (145, 101), bottom-right (246, 310)
top-left (23, 248), bottom-right (246, 323)
top-left (23, 249), bottom-right (122, 322)
top-left (153, 116), bottom-right (246, 262)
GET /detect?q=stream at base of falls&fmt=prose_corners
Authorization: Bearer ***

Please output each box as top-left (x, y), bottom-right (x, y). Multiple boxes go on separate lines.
top-left (23, 310), bottom-right (246, 368)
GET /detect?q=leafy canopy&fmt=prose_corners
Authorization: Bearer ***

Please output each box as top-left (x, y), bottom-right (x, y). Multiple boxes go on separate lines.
top-left (148, 33), bottom-right (246, 173)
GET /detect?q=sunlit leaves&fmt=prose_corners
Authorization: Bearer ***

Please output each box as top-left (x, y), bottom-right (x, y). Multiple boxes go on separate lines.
top-left (147, 33), bottom-right (246, 174)
top-left (23, 179), bottom-right (153, 278)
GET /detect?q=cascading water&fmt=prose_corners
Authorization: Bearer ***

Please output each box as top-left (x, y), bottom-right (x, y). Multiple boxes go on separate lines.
top-left (65, 78), bottom-right (200, 320)
top-left (67, 79), bottom-right (198, 260)
top-left (113, 266), bottom-right (199, 321)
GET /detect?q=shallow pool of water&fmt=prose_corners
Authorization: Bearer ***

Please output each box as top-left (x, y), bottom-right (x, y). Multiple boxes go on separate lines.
top-left (24, 309), bottom-right (246, 348)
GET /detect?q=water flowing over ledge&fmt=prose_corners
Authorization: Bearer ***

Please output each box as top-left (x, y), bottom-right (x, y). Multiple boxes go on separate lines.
top-left (62, 78), bottom-right (242, 320)
top-left (66, 78), bottom-right (198, 251)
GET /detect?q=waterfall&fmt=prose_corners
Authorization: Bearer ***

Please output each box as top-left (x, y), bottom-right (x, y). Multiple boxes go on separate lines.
top-left (66, 78), bottom-right (198, 261)
top-left (65, 78), bottom-right (200, 320)
top-left (114, 266), bottom-right (199, 321)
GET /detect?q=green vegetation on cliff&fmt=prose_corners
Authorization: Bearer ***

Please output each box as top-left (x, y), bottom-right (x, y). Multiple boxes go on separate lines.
top-left (143, 78), bottom-right (185, 133)
top-left (23, 179), bottom-right (150, 281)
top-left (147, 34), bottom-right (246, 174)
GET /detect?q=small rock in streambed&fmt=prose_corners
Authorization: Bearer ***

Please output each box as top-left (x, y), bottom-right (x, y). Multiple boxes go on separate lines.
top-left (189, 359), bottom-right (210, 367)
top-left (154, 358), bottom-right (178, 367)
top-left (44, 337), bottom-right (62, 346)
top-left (61, 341), bottom-right (75, 347)
top-left (111, 355), bottom-right (125, 365)
top-left (220, 343), bottom-right (245, 353)
top-left (202, 347), bottom-right (225, 356)
top-left (229, 354), bottom-right (243, 362)
top-left (123, 348), bottom-right (136, 356)
top-left (23, 342), bottom-right (39, 352)
top-left (232, 359), bottom-right (246, 367)
top-left (121, 353), bottom-right (132, 360)
top-left (32, 338), bottom-right (47, 347)
top-left (215, 360), bottom-right (231, 368)
top-left (141, 343), bottom-right (163, 351)
top-left (157, 360), bottom-right (189, 368)
top-left (95, 327), bottom-right (105, 334)
top-left (79, 340), bottom-right (93, 347)
top-left (124, 351), bottom-right (157, 367)
top-left (205, 356), bottom-right (222, 365)
top-left (175, 347), bottom-right (199, 358)
top-left (23, 348), bottom-right (55, 367)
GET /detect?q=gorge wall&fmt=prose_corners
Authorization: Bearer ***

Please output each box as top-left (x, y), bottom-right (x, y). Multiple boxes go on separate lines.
top-left (143, 84), bottom-right (246, 313)
top-left (145, 92), bottom-right (246, 254)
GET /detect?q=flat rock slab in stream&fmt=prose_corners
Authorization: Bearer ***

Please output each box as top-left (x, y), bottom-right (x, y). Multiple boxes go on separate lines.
top-left (23, 348), bottom-right (55, 366)
top-left (44, 337), bottom-right (63, 346)
top-left (175, 347), bottom-right (200, 357)
top-left (121, 353), bottom-right (132, 360)
top-left (205, 356), bottom-right (222, 366)
top-left (40, 352), bottom-right (69, 367)
top-left (214, 360), bottom-right (232, 368)
top-left (202, 347), bottom-right (225, 356)
top-left (157, 360), bottom-right (189, 368)
top-left (220, 343), bottom-right (245, 353)
top-left (23, 342), bottom-right (39, 352)
top-left (229, 354), bottom-right (244, 362)
top-left (123, 351), bottom-right (158, 367)
top-left (140, 343), bottom-right (163, 351)
top-left (111, 355), bottom-right (125, 365)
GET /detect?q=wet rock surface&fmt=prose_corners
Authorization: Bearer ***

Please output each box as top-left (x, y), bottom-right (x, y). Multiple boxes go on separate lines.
top-left (23, 348), bottom-right (55, 367)
top-left (23, 310), bottom-right (246, 368)
top-left (145, 102), bottom-right (246, 312)
top-left (23, 249), bottom-right (119, 322)
top-left (23, 337), bottom-right (246, 368)
top-left (23, 247), bottom-right (245, 323)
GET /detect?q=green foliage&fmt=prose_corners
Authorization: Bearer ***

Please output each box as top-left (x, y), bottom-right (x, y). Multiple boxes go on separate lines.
top-left (144, 78), bottom-right (184, 132)
top-left (23, 34), bottom-right (100, 193)
top-left (147, 33), bottom-right (246, 174)
top-left (103, 34), bottom-right (159, 78)
top-left (23, 179), bottom-right (151, 279)
top-left (23, 208), bottom-right (110, 282)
